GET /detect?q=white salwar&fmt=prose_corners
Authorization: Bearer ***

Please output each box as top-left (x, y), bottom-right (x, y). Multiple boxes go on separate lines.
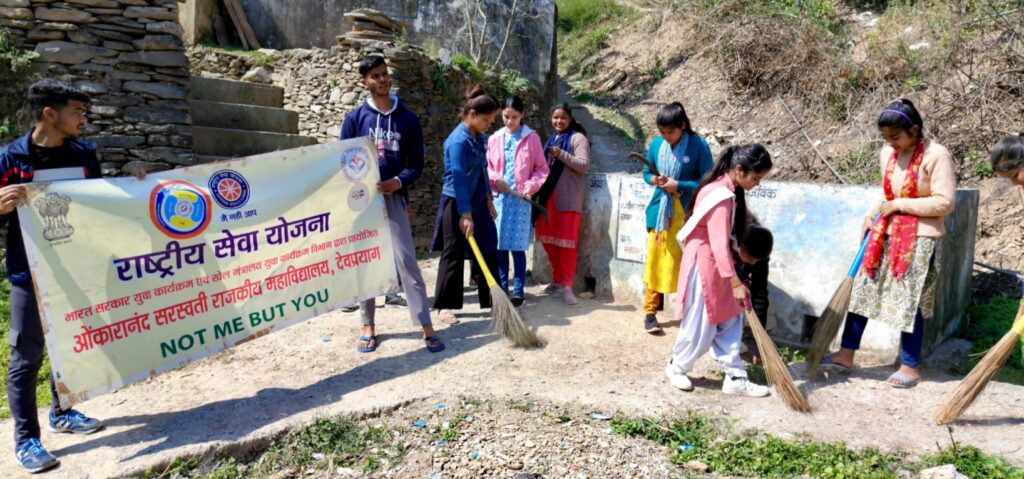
top-left (669, 263), bottom-right (747, 378)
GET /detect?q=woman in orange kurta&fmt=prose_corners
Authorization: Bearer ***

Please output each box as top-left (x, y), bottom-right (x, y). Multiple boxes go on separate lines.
top-left (665, 144), bottom-right (773, 397)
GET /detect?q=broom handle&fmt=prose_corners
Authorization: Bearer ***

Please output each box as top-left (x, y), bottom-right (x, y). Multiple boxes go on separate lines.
top-left (847, 213), bottom-right (882, 278)
top-left (466, 235), bottom-right (498, 289)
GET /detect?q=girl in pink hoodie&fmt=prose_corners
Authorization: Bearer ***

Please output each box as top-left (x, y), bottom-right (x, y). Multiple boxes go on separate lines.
top-left (487, 96), bottom-right (549, 306)
top-left (665, 144), bottom-right (773, 397)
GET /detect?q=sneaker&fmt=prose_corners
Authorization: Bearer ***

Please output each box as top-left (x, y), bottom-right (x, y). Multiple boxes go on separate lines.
top-left (542, 282), bottom-right (561, 294)
top-left (341, 304), bottom-right (359, 313)
top-left (643, 314), bottom-right (662, 333)
top-left (383, 295), bottom-right (408, 308)
top-left (722, 376), bottom-right (770, 398)
top-left (665, 362), bottom-right (694, 391)
top-left (563, 289), bottom-right (578, 305)
top-left (15, 439), bottom-right (58, 473)
top-left (48, 409), bottom-right (104, 435)
top-left (511, 293), bottom-right (525, 307)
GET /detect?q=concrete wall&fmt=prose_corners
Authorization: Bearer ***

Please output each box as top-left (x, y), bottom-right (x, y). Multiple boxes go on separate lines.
top-left (534, 177), bottom-right (979, 362)
top-left (180, 0), bottom-right (557, 105)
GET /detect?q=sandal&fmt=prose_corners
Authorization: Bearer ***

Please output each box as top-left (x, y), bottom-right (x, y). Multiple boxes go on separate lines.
top-left (887, 371), bottom-right (919, 389)
top-left (820, 355), bottom-right (852, 373)
top-left (357, 335), bottom-right (378, 353)
top-left (438, 309), bottom-right (460, 325)
top-left (424, 336), bottom-right (445, 353)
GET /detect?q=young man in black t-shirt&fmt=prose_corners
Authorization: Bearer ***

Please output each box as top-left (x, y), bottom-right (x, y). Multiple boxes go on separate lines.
top-left (0, 80), bottom-right (119, 473)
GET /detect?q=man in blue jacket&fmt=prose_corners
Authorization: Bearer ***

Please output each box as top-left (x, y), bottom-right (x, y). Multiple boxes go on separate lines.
top-left (1, 80), bottom-right (106, 473)
top-left (340, 55), bottom-right (444, 353)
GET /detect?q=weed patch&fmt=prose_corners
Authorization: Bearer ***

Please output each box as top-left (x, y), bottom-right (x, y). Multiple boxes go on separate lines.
top-left (957, 296), bottom-right (1024, 385)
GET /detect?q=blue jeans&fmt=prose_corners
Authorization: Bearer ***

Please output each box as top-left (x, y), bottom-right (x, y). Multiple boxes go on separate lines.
top-left (498, 250), bottom-right (527, 297)
top-left (840, 310), bottom-right (924, 368)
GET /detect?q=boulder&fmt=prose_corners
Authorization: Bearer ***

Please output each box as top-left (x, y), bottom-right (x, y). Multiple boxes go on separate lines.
top-left (35, 41), bottom-right (111, 64)
top-left (35, 7), bottom-right (94, 23)
top-left (123, 81), bottom-right (187, 99)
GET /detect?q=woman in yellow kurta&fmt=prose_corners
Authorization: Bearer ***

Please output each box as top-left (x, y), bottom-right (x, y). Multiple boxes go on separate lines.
top-left (641, 102), bottom-right (714, 333)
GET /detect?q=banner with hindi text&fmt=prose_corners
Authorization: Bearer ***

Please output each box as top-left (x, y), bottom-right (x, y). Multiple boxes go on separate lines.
top-left (17, 138), bottom-right (395, 407)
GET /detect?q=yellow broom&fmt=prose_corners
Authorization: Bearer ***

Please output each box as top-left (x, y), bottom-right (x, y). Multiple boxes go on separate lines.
top-left (745, 308), bottom-right (812, 412)
top-left (467, 235), bottom-right (543, 348)
top-left (935, 299), bottom-right (1024, 424)
top-left (806, 217), bottom-right (878, 379)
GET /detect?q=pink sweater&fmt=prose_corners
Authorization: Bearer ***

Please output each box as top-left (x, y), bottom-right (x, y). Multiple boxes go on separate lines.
top-left (865, 139), bottom-right (957, 237)
top-left (675, 174), bottom-right (740, 326)
top-left (486, 126), bottom-right (550, 196)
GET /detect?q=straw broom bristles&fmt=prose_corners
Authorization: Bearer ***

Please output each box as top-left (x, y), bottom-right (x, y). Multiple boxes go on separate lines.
top-left (806, 225), bottom-right (876, 380)
top-left (935, 300), bottom-right (1024, 424)
top-left (467, 235), bottom-right (542, 348)
top-left (745, 309), bottom-right (812, 412)
top-left (805, 276), bottom-right (855, 380)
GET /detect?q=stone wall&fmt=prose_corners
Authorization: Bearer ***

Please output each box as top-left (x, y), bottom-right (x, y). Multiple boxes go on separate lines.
top-left (190, 43), bottom-right (547, 252)
top-left (0, 0), bottom-right (192, 175)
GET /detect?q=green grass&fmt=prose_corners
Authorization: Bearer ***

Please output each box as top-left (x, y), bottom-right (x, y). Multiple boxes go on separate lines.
top-left (957, 296), bottom-right (1024, 384)
top-left (612, 414), bottom-right (1024, 478)
top-left (556, 0), bottom-right (639, 80)
top-left (452, 54), bottom-right (484, 83)
top-left (0, 280), bottom-right (52, 420)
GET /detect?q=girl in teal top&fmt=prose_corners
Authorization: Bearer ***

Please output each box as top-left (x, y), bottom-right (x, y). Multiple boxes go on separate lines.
top-left (640, 102), bottom-right (713, 334)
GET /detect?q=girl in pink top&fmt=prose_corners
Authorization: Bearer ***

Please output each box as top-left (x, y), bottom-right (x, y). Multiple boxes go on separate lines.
top-left (665, 144), bottom-right (773, 397)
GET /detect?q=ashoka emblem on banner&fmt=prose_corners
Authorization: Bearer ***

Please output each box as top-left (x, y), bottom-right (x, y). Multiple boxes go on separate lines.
top-left (34, 193), bottom-right (74, 241)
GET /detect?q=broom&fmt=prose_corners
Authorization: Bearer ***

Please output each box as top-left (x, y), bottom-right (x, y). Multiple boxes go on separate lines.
top-left (935, 298), bottom-right (1024, 424)
top-left (466, 235), bottom-right (543, 348)
top-left (745, 308), bottom-right (812, 412)
top-left (805, 216), bottom-right (879, 379)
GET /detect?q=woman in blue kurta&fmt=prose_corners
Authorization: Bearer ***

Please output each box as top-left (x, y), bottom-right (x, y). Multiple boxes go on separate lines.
top-left (430, 86), bottom-right (502, 325)
top-left (487, 96), bottom-right (549, 306)
top-left (641, 102), bottom-right (714, 334)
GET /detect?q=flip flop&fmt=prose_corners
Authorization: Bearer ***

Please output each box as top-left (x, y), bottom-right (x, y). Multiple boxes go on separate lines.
top-left (887, 371), bottom-right (919, 389)
top-left (424, 336), bottom-right (445, 353)
top-left (820, 355), bottom-right (852, 373)
top-left (438, 309), bottom-right (460, 325)
top-left (357, 335), bottom-right (378, 353)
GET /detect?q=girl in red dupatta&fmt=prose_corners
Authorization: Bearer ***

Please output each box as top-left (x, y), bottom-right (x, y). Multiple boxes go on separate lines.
top-left (826, 99), bottom-right (957, 388)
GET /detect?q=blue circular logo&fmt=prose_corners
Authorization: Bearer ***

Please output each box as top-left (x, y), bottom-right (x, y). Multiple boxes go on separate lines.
top-left (150, 181), bottom-right (212, 239)
top-left (208, 170), bottom-right (250, 209)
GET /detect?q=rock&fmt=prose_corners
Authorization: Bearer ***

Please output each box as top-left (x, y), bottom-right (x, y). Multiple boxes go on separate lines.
top-left (35, 41), bottom-right (111, 64)
top-left (241, 66), bottom-right (273, 84)
top-left (123, 81), bottom-right (187, 99)
top-left (89, 105), bottom-right (121, 117)
top-left (102, 40), bottom-right (133, 51)
top-left (116, 0), bottom-right (149, 5)
top-left (0, 0), bottom-right (29, 8)
top-left (919, 465), bottom-right (968, 479)
top-left (684, 460), bottom-right (709, 472)
top-left (121, 160), bottom-right (172, 175)
top-left (144, 20), bottom-right (183, 37)
top-left (93, 135), bottom-right (144, 148)
top-left (73, 81), bottom-right (107, 94)
top-left (40, 22), bottom-right (77, 31)
top-left (70, 63), bottom-right (113, 73)
top-left (110, 70), bottom-right (149, 81)
top-left (133, 34), bottom-right (181, 51)
top-left (123, 6), bottom-right (176, 21)
top-left (123, 106), bottom-right (189, 124)
top-left (341, 91), bottom-right (358, 104)
top-left (36, 7), bottom-right (94, 23)
top-left (88, 27), bottom-right (132, 42)
top-left (118, 51), bottom-right (188, 67)
top-left (128, 147), bottom-right (193, 166)
top-left (67, 29), bottom-right (99, 44)
top-left (67, 0), bottom-right (120, 7)
top-left (27, 28), bottom-right (65, 41)
top-left (0, 7), bottom-right (32, 20)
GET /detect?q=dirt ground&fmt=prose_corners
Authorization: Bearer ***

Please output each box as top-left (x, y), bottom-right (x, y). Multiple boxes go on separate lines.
top-left (1, 255), bottom-right (1022, 478)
